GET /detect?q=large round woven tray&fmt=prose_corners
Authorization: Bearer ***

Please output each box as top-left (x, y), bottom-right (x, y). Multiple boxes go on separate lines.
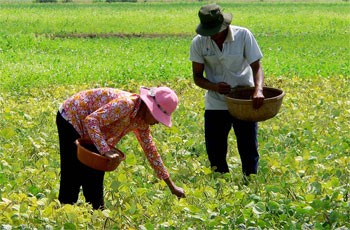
top-left (225, 87), bottom-right (285, 122)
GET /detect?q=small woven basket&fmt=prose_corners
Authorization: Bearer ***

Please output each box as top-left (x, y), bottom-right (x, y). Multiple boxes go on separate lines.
top-left (225, 87), bottom-right (285, 122)
top-left (75, 138), bottom-right (125, 172)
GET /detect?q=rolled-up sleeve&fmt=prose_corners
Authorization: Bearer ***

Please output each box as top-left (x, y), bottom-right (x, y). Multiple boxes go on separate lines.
top-left (189, 35), bottom-right (205, 64)
top-left (134, 128), bottom-right (169, 180)
top-left (243, 29), bottom-right (263, 64)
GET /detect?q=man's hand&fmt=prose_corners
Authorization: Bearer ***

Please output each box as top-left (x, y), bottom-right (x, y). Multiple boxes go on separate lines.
top-left (252, 88), bottom-right (265, 109)
top-left (216, 82), bottom-right (231, 94)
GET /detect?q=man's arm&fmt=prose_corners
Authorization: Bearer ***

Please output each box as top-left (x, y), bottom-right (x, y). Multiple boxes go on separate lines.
top-left (192, 61), bottom-right (231, 94)
top-left (250, 60), bottom-right (265, 109)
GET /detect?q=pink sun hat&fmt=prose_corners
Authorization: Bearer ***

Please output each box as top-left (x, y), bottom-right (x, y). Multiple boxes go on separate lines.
top-left (140, 86), bottom-right (179, 127)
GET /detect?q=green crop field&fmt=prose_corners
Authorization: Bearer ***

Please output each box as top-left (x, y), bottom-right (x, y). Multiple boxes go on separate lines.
top-left (0, 1), bottom-right (349, 229)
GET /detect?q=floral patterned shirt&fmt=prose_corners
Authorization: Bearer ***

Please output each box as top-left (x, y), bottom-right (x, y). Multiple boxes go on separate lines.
top-left (60, 88), bottom-right (169, 179)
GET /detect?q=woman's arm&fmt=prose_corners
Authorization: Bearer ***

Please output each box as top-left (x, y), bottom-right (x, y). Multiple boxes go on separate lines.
top-left (134, 128), bottom-right (185, 198)
top-left (84, 97), bottom-right (134, 154)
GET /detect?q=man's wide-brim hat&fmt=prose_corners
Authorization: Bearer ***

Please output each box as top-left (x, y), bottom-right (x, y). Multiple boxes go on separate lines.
top-left (140, 86), bottom-right (178, 127)
top-left (196, 4), bottom-right (233, 36)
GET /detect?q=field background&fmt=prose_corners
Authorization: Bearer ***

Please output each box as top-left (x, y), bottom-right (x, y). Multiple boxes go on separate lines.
top-left (0, 1), bottom-right (349, 229)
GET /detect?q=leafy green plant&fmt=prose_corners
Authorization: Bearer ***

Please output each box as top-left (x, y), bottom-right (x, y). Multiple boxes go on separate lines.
top-left (106, 0), bottom-right (137, 2)
top-left (35, 0), bottom-right (57, 3)
top-left (0, 1), bottom-right (349, 229)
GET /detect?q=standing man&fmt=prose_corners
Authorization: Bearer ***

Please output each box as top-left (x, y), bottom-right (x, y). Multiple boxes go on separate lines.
top-left (189, 4), bottom-right (265, 176)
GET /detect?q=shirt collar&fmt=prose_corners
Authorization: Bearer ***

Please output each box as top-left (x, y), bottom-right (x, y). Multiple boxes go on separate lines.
top-left (225, 25), bottom-right (234, 42)
top-left (131, 95), bottom-right (142, 118)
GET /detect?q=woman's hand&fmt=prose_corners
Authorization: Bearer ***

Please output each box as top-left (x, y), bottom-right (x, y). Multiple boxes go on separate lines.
top-left (164, 177), bottom-right (186, 198)
top-left (170, 185), bottom-right (186, 198)
top-left (104, 149), bottom-right (119, 159)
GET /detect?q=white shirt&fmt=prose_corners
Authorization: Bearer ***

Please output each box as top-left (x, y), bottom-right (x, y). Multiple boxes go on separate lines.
top-left (189, 25), bottom-right (263, 110)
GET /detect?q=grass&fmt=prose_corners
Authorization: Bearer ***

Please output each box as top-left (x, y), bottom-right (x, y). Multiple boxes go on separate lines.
top-left (0, 2), bottom-right (349, 91)
top-left (0, 1), bottom-right (349, 229)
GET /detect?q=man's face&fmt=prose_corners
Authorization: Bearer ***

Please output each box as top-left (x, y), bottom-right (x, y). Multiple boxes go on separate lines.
top-left (210, 28), bottom-right (228, 41)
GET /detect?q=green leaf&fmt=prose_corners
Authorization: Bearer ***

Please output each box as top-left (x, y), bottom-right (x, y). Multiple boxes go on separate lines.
top-left (267, 201), bottom-right (280, 213)
top-left (0, 128), bottom-right (16, 139)
top-left (63, 223), bottom-right (76, 230)
top-left (253, 202), bottom-right (266, 215)
top-left (1, 224), bottom-right (13, 230)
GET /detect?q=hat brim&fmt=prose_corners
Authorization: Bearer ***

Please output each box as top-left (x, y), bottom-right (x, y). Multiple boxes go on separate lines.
top-left (140, 87), bottom-right (172, 127)
top-left (196, 13), bottom-right (232, 36)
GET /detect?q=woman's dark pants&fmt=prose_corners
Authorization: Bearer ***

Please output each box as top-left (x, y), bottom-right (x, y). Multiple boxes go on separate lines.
top-left (204, 110), bottom-right (259, 176)
top-left (56, 111), bottom-right (105, 210)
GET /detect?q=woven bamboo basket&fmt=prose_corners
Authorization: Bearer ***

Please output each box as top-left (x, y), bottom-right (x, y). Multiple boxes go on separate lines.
top-left (75, 139), bottom-right (125, 172)
top-left (225, 87), bottom-right (285, 122)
